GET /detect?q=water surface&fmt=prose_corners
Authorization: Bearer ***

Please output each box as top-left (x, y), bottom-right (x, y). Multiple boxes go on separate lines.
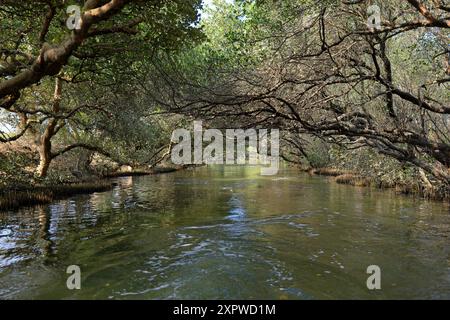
top-left (0, 166), bottom-right (449, 299)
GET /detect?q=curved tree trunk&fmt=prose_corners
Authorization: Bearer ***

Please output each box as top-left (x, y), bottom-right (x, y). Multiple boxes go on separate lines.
top-left (36, 133), bottom-right (53, 178)
top-left (36, 78), bottom-right (62, 178)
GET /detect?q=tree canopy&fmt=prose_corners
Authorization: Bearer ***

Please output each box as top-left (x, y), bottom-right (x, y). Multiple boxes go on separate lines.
top-left (0, 0), bottom-right (449, 197)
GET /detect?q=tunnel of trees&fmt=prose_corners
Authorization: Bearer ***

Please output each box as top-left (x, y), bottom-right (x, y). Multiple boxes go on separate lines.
top-left (0, 0), bottom-right (449, 199)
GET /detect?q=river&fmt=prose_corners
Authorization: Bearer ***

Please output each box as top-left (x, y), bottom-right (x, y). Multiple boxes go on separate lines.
top-left (0, 166), bottom-right (449, 299)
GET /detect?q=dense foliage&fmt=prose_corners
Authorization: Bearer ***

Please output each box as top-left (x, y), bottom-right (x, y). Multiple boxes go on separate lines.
top-left (1, 0), bottom-right (203, 179)
top-left (1, 0), bottom-right (449, 198)
top-left (147, 0), bottom-right (449, 197)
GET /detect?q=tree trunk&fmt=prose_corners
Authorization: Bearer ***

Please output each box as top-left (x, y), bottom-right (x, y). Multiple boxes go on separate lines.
top-left (36, 133), bottom-right (53, 177)
top-left (36, 78), bottom-right (62, 178)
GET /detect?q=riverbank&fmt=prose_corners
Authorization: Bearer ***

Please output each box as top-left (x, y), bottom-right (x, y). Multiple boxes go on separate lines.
top-left (0, 181), bottom-right (114, 211)
top-left (307, 167), bottom-right (449, 201)
top-left (3, 165), bottom-right (447, 211)
top-left (103, 167), bottom-right (179, 178)
top-left (0, 166), bottom-right (183, 211)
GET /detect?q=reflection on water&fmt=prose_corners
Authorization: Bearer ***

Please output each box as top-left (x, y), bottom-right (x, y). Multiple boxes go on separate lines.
top-left (0, 166), bottom-right (449, 299)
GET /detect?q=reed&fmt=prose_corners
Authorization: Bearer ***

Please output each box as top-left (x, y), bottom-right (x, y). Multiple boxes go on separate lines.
top-left (335, 174), bottom-right (370, 187)
top-left (49, 181), bottom-right (113, 198)
top-left (312, 168), bottom-right (348, 177)
top-left (0, 181), bottom-right (113, 211)
top-left (151, 167), bottom-right (179, 174)
top-left (103, 171), bottom-right (151, 178)
top-left (0, 190), bottom-right (53, 210)
top-left (103, 167), bottom-right (179, 178)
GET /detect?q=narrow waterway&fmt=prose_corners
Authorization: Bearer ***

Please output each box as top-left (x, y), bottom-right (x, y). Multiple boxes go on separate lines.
top-left (0, 166), bottom-right (449, 299)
